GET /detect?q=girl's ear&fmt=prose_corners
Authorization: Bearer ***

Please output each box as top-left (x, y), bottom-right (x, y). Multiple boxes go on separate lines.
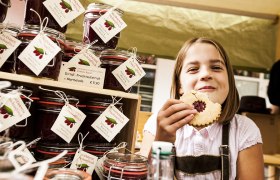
top-left (179, 86), bottom-right (184, 96)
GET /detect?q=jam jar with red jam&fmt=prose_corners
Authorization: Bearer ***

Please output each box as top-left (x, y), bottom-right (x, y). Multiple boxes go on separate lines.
top-left (83, 3), bottom-right (124, 51)
top-left (24, 0), bottom-right (67, 33)
top-left (100, 49), bottom-right (130, 91)
top-left (103, 152), bottom-right (148, 180)
top-left (35, 93), bottom-right (85, 143)
top-left (0, 0), bottom-right (10, 23)
top-left (63, 40), bottom-right (83, 63)
top-left (1, 85), bottom-right (39, 141)
top-left (0, 23), bottom-right (20, 73)
top-left (81, 97), bottom-right (123, 144)
top-left (15, 24), bottom-right (65, 80)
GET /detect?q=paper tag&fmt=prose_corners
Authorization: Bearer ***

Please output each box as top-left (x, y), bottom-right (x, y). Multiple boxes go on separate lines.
top-left (70, 150), bottom-right (98, 175)
top-left (112, 56), bottom-right (146, 90)
top-left (91, 10), bottom-right (127, 43)
top-left (58, 62), bottom-right (105, 89)
top-left (0, 32), bottom-right (21, 68)
top-left (69, 49), bottom-right (101, 67)
top-left (18, 33), bottom-right (61, 76)
top-left (51, 104), bottom-right (86, 143)
top-left (0, 93), bottom-right (31, 132)
top-left (95, 157), bottom-right (105, 180)
top-left (91, 105), bottom-right (129, 142)
top-left (17, 148), bottom-right (36, 164)
top-left (44, 0), bottom-right (85, 27)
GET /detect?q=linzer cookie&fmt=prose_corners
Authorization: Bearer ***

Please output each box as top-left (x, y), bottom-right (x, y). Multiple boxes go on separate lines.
top-left (180, 90), bottom-right (221, 127)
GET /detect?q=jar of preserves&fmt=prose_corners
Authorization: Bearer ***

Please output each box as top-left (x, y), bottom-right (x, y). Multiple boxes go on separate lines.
top-left (15, 24), bottom-right (65, 80)
top-left (1, 85), bottom-right (39, 141)
top-left (0, 0), bottom-right (10, 23)
top-left (24, 0), bottom-right (67, 33)
top-left (63, 40), bottom-right (83, 63)
top-left (84, 143), bottom-right (116, 158)
top-left (0, 23), bottom-right (20, 73)
top-left (100, 49), bottom-right (130, 91)
top-left (81, 97), bottom-right (123, 144)
top-left (83, 3), bottom-right (123, 51)
top-left (44, 168), bottom-right (91, 180)
top-left (35, 142), bottom-right (79, 168)
top-left (103, 152), bottom-right (148, 180)
top-left (35, 93), bottom-right (85, 143)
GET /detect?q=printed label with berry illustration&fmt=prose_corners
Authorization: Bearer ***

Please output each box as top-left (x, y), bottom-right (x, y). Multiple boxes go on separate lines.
top-left (51, 104), bottom-right (86, 143)
top-left (69, 50), bottom-right (101, 67)
top-left (18, 33), bottom-right (61, 76)
top-left (58, 62), bottom-right (105, 89)
top-left (70, 150), bottom-right (98, 175)
top-left (0, 92), bottom-right (31, 132)
top-left (0, 32), bottom-right (21, 68)
top-left (112, 56), bottom-right (146, 90)
top-left (44, 0), bottom-right (85, 27)
top-left (92, 104), bottom-right (129, 142)
top-left (91, 10), bottom-right (127, 43)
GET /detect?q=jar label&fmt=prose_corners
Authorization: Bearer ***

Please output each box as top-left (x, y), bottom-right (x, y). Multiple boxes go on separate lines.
top-left (112, 56), bottom-right (146, 90)
top-left (58, 62), bottom-right (105, 89)
top-left (0, 32), bottom-right (21, 68)
top-left (0, 92), bottom-right (31, 132)
top-left (91, 104), bottom-right (129, 142)
top-left (51, 104), bottom-right (86, 143)
top-left (43, 0), bottom-right (85, 27)
top-left (18, 33), bottom-right (61, 76)
top-left (91, 10), bottom-right (127, 43)
top-left (70, 150), bottom-right (98, 175)
top-left (69, 49), bottom-right (101, 67)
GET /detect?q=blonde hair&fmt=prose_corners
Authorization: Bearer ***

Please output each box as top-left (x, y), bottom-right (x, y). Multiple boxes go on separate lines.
top-left (170, 37), bottom-right (239, 123)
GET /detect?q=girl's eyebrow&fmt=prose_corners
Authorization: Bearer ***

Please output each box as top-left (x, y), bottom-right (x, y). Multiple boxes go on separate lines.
top-left (210, 59), bottom-right (225, 65)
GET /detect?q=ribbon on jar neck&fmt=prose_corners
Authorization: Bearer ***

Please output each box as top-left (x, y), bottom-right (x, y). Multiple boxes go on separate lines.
top-left (77, 132), bottom-right (89, 152)
top-left (111, 95), bottom-right (123, 112)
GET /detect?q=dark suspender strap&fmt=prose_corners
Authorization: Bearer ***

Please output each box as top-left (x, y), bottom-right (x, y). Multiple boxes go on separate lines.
top-left (175, 155), bottom-right (221, 174)
top-left (220, 122), bottom-right (230, 180)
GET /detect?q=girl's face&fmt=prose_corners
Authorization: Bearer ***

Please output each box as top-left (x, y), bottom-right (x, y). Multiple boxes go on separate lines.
top-left (179, 42), bottom-right (229, 104)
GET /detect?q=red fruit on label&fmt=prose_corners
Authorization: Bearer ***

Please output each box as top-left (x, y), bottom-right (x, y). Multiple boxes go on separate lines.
top-left (111, 124), bottom-right (114, 128)
top-left (70, 123), bottom-right (73, 128)
top-left (3, 114), bottom-right (9, 119)
top-left (39, 55), bottom-right (43, 59)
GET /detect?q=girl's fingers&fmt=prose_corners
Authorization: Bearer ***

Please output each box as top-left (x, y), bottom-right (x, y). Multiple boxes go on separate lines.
top-left (160, 99), bottom-right (184, 111)
top-left (168, 114), bottom-right (195, 132)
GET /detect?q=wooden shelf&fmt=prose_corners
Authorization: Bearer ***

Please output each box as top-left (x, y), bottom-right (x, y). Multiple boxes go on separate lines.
top-left (0, 71), bottom-right (141, 151)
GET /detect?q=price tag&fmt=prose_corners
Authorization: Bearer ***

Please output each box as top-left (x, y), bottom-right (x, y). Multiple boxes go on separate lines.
top-left (0, 32), bottom-right (21, 68)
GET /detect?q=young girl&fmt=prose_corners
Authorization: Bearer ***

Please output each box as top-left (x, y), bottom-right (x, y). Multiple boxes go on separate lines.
top-left (141, 37), bottom-right (264, 179)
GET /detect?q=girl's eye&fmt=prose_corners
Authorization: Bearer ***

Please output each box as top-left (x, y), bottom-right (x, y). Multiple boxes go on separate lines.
top-left (187, 67), bottom-right (199, 73)
top-left (212, 65), bottom-right (223, 71)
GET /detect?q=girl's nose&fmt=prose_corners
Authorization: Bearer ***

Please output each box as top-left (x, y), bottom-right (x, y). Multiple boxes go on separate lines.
top-left (200, 68), bottom-right (212, 81)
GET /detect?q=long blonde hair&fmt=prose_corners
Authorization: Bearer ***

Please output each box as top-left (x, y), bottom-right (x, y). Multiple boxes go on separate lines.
top-left (170, 37), bottom-right (239, 123)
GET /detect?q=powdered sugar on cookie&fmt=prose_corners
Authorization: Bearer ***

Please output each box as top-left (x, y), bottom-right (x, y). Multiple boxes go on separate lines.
top-left (180, 90), bottom-right (221, 127)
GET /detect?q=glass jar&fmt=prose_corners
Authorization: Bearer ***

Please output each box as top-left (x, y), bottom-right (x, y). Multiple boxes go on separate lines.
top-left (35, 94), bottom-right (84, 143)
top-left (0, 23), bottom-right (20, 73)
top-left (83, 3), bottom-right (123, 51)
top-left (81, 97), bottom-right (123, 144)
top-left (0, 0), bottom-right (10, 23)
top-left (24, 0), bottom-right (67, 33)
top-left (84, 143), bottom-right (116, 158)
top-left (44, 168), bottom-right (91, 180)
top-left (103, 152), bottom-right (148, 180)
top-left (100, 49), bottom-right (130, 91)
top-left (35, 142), bottom-right (79, 168)
top-left (15, 24), bottom-right (65, 80)
top-left (63, 40), bottom-right (83, 63)
top-left (1, 85), bottom-right (39, 141)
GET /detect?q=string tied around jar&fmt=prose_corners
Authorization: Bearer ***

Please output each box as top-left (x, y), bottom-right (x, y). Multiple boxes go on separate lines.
top-left (0, 0), bottom-right (11, 7)
top-left (111, 95), bottom-right (123, 112)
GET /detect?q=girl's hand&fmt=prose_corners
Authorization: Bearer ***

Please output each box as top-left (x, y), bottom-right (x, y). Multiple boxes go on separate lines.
top-left (155, 99), bottom-right (197, 143)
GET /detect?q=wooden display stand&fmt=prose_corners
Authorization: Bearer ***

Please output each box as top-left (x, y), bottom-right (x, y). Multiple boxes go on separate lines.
top-left (0, 71), bottom-right (141, 151)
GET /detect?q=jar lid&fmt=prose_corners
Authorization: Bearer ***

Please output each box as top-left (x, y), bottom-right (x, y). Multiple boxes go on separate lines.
top-left (152, 141), bottom-right (174, 155)
top-left (37, 143), bottom-right (79, 153)
top-left (100, 49), bottom-right (130, 63)
top-left (44, 168), bottom-right (91, 180)
top-left (64, 40), bottom-right (83, 52)
top-left (19, 24), bottom-right (66, 42)
top-left (85, 3), bottom-right (123, 17)
top-left (0, 23), bottom-right (20, 37)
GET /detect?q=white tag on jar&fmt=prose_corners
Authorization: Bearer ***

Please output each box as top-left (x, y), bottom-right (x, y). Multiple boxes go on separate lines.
top-left (0, 92), bottom-right (31, 132)
top-left (18, 33), bottom-right (61, 76)
top-left (0, 32), bottom-right (21, 68)
top-left (91, 10), bottom-right (127, 43)
top-left (112, 56), bottom-right (146, 90)
top-left (51, 104), bottom-right (86, 143)
top-left (58, 62), bottom-right (105, 89)
top-left (70, 150), bottom-right (98, 175)
top-left (69, 49), bottom-right (101, 67)
top-left (91, 104), bottom-right (129, 142)
top-left (43, 0), bottom-right (85, 27)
